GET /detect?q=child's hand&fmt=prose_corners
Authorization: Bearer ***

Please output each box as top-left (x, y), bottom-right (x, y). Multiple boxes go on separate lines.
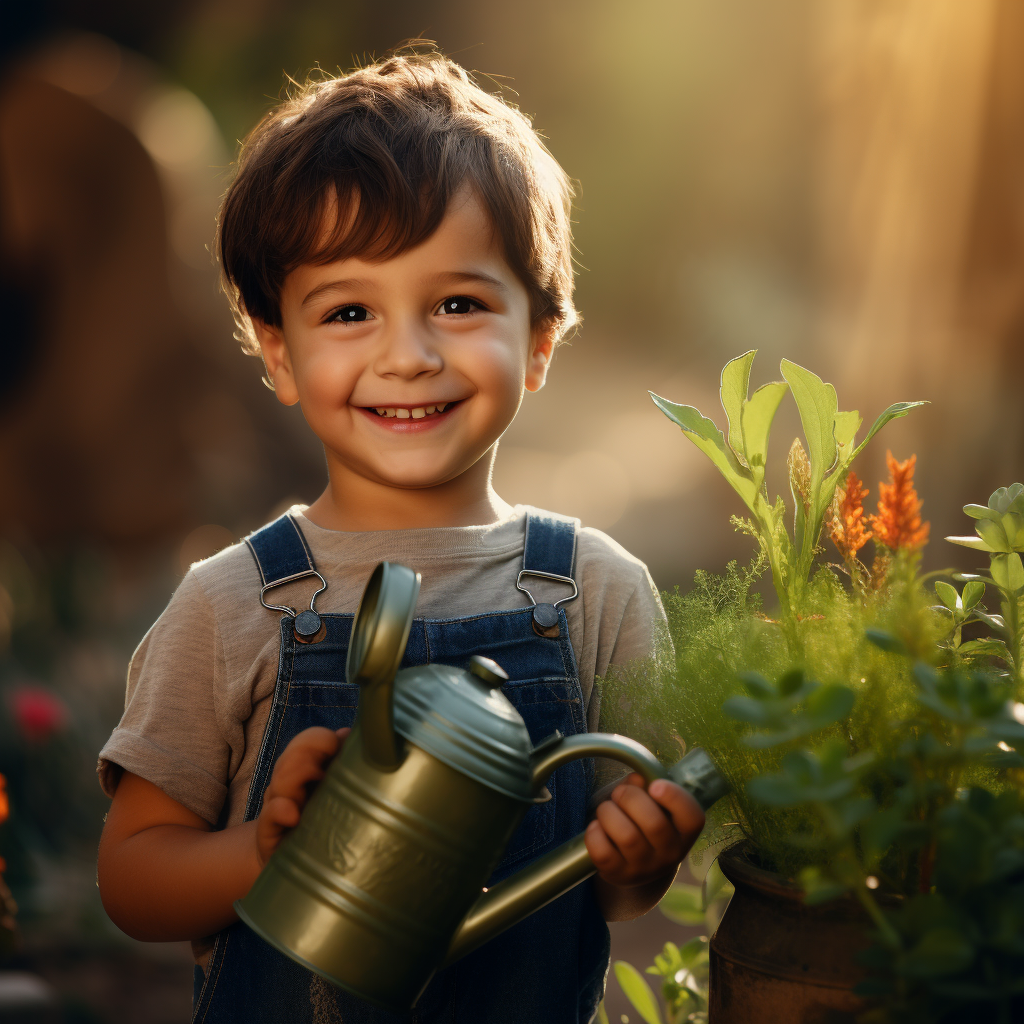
top-left (255, 726), bottom-right (350, 866)
top-left (585, 773), bottom-right (705, 889)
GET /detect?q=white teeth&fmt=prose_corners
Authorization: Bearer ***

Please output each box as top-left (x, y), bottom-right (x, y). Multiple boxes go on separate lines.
top-left (375, 408), bottom-right (386, 416)
top-left (438, 403), bottom-right (448, 413)
top-left (425, 405), bottom-right (436, 415)
top-left (411, 407), bottom-right (426, 419)
top-left (385, 408), bottom-right (397, 418)
top-left (396, 408), bottom-right (410, 419)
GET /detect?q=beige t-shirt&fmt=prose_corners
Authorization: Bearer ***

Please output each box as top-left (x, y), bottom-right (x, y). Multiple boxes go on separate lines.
top-left (98, 505), bottom-right (667, 828)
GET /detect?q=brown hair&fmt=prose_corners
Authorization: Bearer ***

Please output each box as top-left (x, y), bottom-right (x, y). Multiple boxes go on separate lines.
top-left (217, 47), bottom-right (577, 356)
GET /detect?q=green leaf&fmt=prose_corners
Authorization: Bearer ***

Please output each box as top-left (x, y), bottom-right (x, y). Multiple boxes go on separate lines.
top-left (722, 695), bottom-right (771, 725)
top-left (804, 684), bottom-right (856, 726)
top-left (961, 581), bottom-right (986, 610)
top-left (596, 1002), bottom-right (610, 1024)
top-left (850, 401), bottom-right (928, 461)
top-left (991, 553), bottom-right (1024, 593)
top-left (778, 668), bottom-right (806, 696)
top-left (934, 581), bottom-right (960, 612)
top-left (738, 671), bottom-right (774, 698)
top-left (964, 503), bottom-right (1000, 521)
top-left (781, 359), bottom-right (839, 491)
top-left (798, 866), bottom-right (847, 905)
top-left (989, 484), bottom-right (1024, 515)
top-left (977, 519), bottom-right (1011, 553)
top-left (865, 628), bottom-right (908, 654)
top-left (677, 936), bottom-right (710, 969)
top-left (720, 350), bottom-right (756, 461)
top-left (833, 410), bottom-right (862, 452)
top-left (945, 535), bottom-right (995, 552)
top-left (740, 381), bottom-right (788, 485)
top-left (900, 928), bottom-right (975, 978)
top-left (650, 393), bottom-right (756, 508)
top-left (957, 639), bottom-right (1010, 658)
top-left (613, 961), bottom-right (664, 1024)
top-left (658, 884), bottom-right (705, 926)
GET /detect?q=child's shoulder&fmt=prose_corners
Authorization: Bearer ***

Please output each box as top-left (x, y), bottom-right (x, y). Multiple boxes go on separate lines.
top-left (519, 505), bottom-right (655, 609)
top-left (519, 506), bottom-right (649, 582)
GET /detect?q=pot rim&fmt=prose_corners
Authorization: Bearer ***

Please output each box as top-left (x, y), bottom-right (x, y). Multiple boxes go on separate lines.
top-left (716, 842), bottom-right (807, 902)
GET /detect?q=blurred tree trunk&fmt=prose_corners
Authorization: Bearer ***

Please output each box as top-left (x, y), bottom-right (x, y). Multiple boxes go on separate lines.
top-left (812, 0), bottom-right (1024, 540)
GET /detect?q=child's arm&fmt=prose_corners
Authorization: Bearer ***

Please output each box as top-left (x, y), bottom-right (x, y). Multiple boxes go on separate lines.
top-left (586, 774), bottom-right (705, 922)
top-left (97, 727), bottom-right (348, 941)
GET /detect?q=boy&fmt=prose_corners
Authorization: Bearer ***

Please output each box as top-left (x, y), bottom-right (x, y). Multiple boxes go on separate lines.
top-left (96, 49), bottom-right (704, 1024)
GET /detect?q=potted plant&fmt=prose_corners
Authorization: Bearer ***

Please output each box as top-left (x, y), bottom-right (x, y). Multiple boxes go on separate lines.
top-left (602, 352), bottom-right (1024, 1024)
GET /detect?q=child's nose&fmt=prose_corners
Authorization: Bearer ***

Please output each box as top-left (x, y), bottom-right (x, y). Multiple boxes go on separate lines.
top-left (373, 321), bottom-right (443, 379)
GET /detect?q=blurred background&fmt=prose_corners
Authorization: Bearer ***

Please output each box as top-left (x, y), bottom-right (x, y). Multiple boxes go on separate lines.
top-left (1, 0), bottom-right (1022, 1020)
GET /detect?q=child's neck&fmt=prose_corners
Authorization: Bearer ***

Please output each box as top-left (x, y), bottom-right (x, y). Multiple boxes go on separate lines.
top-left (303, 450), bottom-right (513, 532)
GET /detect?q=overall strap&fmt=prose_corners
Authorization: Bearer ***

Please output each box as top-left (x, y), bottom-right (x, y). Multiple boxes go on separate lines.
top-left (518, 511), bottom-right (579, 638)
top-left (245, 514), bottom-right (326, 642)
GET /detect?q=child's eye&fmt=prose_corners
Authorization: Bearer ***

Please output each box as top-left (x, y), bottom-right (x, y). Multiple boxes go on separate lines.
top-left (436, 296), bottom-right (481, 316)
top-left (329, 304), bottom-right (373, 323)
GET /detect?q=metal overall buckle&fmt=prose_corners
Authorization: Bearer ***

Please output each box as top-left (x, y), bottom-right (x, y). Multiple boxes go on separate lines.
top-left (260, 570), bottom-right (328, 644)
top-left (516, 569), bottom-right (578, 639)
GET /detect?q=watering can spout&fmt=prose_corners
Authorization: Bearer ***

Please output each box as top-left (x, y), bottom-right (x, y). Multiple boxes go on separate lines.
top-left (345, 562), bottom-right (421, 772)
top-left (443, 745), bottom-right (730, 966)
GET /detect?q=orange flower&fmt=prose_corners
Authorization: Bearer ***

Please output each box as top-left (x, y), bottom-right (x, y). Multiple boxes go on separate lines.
top-left (0, 774), bottom-right (7, 826)
top-left (828, 471), bottom-right (872, 561)
top-left (870, 452), bottom-right (929, 551)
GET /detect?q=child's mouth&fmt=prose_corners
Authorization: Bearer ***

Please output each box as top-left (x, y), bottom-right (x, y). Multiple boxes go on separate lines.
top-left (358, 400), bottom-right (463, 430)
top-left (369, 402), bottom-right (456, 420)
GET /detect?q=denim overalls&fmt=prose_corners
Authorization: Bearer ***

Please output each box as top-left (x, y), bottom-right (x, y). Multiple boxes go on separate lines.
top-left (192, 512), bottom-right (609, 1024)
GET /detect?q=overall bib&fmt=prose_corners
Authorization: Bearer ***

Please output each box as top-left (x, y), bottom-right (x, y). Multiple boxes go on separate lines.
top-left (192, 512), bottom-right (610, 1024)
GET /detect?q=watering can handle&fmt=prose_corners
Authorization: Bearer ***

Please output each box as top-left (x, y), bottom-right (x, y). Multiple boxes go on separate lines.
top-left (443, 738), bottom-right (726, 966)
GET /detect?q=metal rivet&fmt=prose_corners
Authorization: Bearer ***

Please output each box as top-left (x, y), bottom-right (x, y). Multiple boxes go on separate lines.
top-left (294, 609), bottom-right (325, 644)
top-left (531, 603), bottom-right (560, 638)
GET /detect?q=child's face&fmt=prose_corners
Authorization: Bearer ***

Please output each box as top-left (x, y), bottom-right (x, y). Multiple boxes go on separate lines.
top-left (254, 189), bottom-right (554, 495)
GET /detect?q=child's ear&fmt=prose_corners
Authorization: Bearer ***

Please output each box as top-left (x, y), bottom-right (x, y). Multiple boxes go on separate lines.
top-left (524, 320), bottom-right (557, 393)
top-left (252, 318), bottom-right (299, 406)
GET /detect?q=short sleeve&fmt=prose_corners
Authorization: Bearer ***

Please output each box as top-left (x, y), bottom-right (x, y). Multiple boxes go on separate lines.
top-left (97, 571), bottom-right (231, 824)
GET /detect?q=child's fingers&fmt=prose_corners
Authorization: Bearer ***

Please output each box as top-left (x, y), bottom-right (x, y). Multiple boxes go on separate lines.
top-left (261, 794), bottom-right (302, 832)
top-left (265, 727), bottom-right (340, 801)
top-left (647, 779), bottom-right (706, 845)
top-left (595, 795), bottom-right (655, 862)
top-left (611, 783), bottom-right (682, 851)
top-left (584, 819), bottom-right (625, 874)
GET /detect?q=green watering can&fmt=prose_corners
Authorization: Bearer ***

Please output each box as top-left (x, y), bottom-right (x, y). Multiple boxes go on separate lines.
top-left (236, 562), bottom-right (728, 1011)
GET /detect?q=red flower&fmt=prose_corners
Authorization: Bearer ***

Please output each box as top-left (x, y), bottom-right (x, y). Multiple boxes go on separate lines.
top-left (9, 686), bottom-right (69, 742)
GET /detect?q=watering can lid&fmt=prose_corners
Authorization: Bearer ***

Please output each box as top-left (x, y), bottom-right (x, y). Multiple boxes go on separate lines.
top-left (393, 655), bottom-right (539, 802)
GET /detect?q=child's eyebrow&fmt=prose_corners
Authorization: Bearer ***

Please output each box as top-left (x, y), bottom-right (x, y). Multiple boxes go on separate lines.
top-left (301, 278), bottom-right (373, 307)
top-left (301, 271), bottom-right (508, 308)
top-left (435, 270), bottom-right (508, 292)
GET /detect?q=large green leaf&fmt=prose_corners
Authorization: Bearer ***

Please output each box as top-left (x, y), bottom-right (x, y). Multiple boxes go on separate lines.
top-left (781, 359), bottom-right (839, 487)
top-left (850, 401), bottom-right (928, 461)
top-left (720, 350), bottom-right (756, 461)
top-left (650, 393), bottom-right (757, 507)
top-left (613, 961), bottom-right (663, 1024)
top-left (740, 381), bottom-right (788, 488)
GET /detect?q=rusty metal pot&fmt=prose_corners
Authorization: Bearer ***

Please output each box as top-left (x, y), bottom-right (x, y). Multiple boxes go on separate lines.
top-left (710, 846), bottom-right (883, 1024)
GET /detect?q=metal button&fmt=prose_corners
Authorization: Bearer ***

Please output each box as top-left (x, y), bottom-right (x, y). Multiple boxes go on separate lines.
top-left (531, 603), bottom-right (560, 638)
top-left (294, 609), bottom-right (325, 644)
top-left (467, 655), bottom-right (509, 689)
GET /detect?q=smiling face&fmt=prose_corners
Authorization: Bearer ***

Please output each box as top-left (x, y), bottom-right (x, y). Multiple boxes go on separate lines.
top-left (253, 190), bottom-right (555, 526)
